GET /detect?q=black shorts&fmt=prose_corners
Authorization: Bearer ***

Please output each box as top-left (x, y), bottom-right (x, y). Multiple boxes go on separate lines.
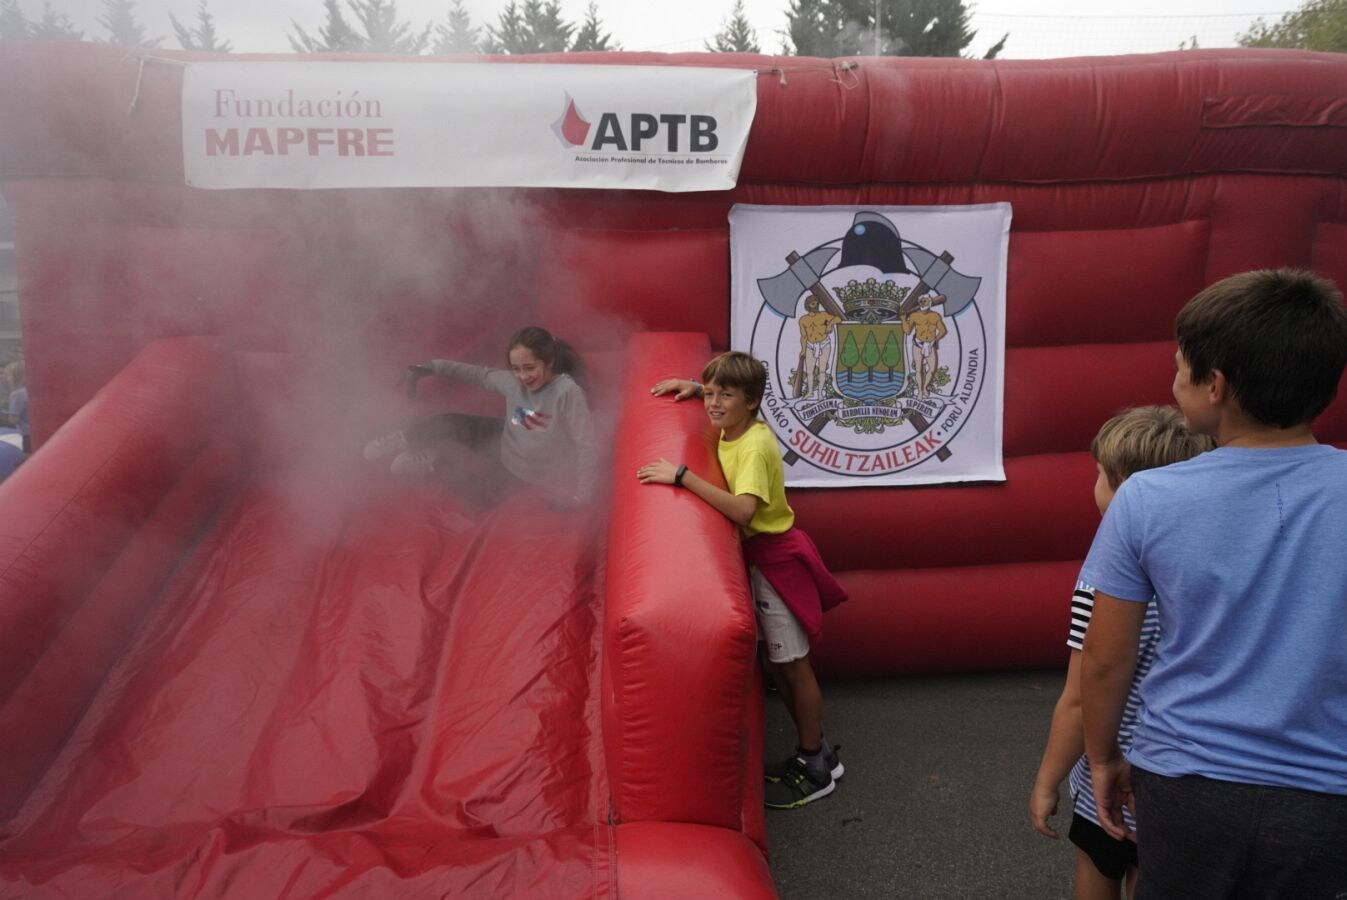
top-left (1069, 811), bottom-right (1137, 881)
top-left (1130, 765), bottom-right (1347, 900)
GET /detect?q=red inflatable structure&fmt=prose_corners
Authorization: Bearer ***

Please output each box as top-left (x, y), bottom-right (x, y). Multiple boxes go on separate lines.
top-left (2, 42), bottom-right (1346, 896)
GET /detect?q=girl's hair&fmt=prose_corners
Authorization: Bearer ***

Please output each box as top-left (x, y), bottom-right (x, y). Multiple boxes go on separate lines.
top-left (4, 360), bottom-right (23, 388)
top-left (509, 326), bottom-right (587, 391)
top-left (1090, 405), bottom-right (1215, 490)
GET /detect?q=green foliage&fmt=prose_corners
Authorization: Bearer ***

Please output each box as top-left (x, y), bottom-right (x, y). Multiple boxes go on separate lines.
top-left (882, 331), bottom-right (902, 370)
top-left (839, 331), bottom-right (861, 371)
top-left (783, 0), bottom-right (1002, 58)
top-left (289, 0), bottom-right (361, 51)
top-left (98, 0), bottom-right (160, 47)
top-left (483, 0), bottom-right (616, 54)
top-left (485, 0), bottom-right (572, 53)
top-left (351, 0), bottom-right (431, 53)
top-left (0, 0), bottom-right (29, 41)
top-left (33, 3), bottom-right (83, 39)
top-left (861, 330), bottom-right (881, 378)
top-left (571, 1), bottom-right (618, 50)
top-left (707, 0), bottom-right (761, 53)
top-left (171, 0), bottom-right (231, 52)
top-left (433, 0), bottom-right (480, 53)
top-left (290, 0), bottom-right (430, 54)
top-left (1238, 0), bottom-right (1347, 52)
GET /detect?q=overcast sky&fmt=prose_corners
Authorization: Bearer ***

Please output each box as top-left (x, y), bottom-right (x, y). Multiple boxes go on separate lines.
top-left (32, 0), bottom-right (1301, 57)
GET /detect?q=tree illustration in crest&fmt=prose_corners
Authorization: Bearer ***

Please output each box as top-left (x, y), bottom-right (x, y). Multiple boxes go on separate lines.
top-left (861, 331), bottom-right (881, 381)
top-left (882, 331), bottom-right (902, 374)
top-left (839, 331), bottom-right (861, 378)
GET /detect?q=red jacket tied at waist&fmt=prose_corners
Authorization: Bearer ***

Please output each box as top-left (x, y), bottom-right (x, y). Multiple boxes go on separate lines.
top-left (742, 528), bottom-right (848, 643)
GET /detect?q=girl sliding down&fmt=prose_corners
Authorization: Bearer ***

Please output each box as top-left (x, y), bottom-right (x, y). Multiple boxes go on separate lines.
top-left (364, 326), bottom-right (598, 508)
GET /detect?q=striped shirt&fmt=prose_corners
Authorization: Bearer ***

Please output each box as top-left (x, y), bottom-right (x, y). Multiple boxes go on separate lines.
top-left (1066, 579), bottom-right (1160, 831)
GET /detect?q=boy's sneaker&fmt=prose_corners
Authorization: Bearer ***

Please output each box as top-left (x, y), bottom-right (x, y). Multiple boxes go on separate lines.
top-left (390, 448), bottom-right (437, 476)
top-left (765, 744), bottom-right (843, 783)
top-left (363, 430), bottom-right (408, 461)
top-left (763, 755), bottom-right (834, 809)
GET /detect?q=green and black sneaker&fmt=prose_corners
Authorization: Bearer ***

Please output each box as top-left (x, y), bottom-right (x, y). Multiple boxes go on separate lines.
top-left (765, 744), bottom-right (843, 784)
top-left (763, 755), bottom-right (835, 809)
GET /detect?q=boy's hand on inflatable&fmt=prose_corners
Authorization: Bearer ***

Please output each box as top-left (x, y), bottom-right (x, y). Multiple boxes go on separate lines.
top-left (650, 378), bottom-right (700, 401)
top-left (636, 458), bottom-right (678, 485)
top-left (401, 364), bottom-right (432, 398)
top-left (1028, 783), bottom-right (1060, 839)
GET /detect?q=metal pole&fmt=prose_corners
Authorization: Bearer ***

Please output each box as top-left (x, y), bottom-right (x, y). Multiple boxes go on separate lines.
top-left (874, 0), bottom-right (882, 55)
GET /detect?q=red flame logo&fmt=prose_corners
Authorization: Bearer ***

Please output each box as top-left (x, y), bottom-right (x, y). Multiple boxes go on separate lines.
top-left (552, 93), bottom-right (591, 148)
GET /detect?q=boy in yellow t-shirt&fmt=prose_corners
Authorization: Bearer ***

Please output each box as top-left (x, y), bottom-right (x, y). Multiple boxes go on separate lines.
top-left (640, 351), bottom-right (847, 809)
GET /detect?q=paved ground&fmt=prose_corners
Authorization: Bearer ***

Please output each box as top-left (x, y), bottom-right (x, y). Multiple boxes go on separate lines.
top-left (764, 671), bottom-right (1078, 899)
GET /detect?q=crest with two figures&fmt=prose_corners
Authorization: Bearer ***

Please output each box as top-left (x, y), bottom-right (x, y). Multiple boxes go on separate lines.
top-left (748, 210), bottom-right (989, 477)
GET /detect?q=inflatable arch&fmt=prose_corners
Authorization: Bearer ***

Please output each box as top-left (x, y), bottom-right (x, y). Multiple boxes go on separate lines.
top-left (1, 41), bottom-right (1345, 896)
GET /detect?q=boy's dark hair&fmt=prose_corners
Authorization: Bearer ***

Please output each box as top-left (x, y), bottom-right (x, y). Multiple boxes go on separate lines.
top-left (1176, 269), bottom-right (1347, 428)
top-left (509, 326), bottom-right (587, 391)
top-left (1091, 405), bottom-right (1215, 490)
top-left (701, 351), bottom-right (767, 412)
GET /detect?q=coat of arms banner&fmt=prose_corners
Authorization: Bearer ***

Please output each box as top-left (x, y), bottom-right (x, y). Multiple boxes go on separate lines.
top-left (729, 203), bottom-right (1011, 488)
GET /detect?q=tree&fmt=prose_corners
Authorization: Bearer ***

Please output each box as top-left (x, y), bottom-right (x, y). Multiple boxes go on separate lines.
top-left (783, 0), bottom-right (1006, 59)
top-left (433, 0), bottom-right (480, 53)
top-left (882, 331), bottom-right (902, 372)
top-left (98, 0), bottom-right (160, 47)
top-left (33, 3), bottom-right (84, 39)
top-left (1238, 0), bottom-right (1347, 52)
top-left (783, 0), bottom-right (863, 58)
top-left (171, 0), bottom-right (231, 52)
top-left (290, 0), bottom-right (430, 54)
top-left (0, 0), bottom-right (30, 42)
top-left (861, 330), bottom-right (881, 380)
top-left (571, 2), bottom-right (617, 51)
top-left (707, 0), bottom-right (761, 52)
top-left (481, 1), bottom-right (524, 52)
top-left (349, 0), bottom-right (431, 53)
top-left (840, 331), bottom-right (861, 374)
top-left (290, 0), bottom-right (361, 52)
top-left (485, 0), bottom-right (573, 54)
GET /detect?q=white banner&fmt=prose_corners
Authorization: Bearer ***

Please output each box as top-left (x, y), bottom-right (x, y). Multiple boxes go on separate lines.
top-left (730, 204), bottom-right (1011, 487)
top-left (182, 63), bottom-right (757, 192)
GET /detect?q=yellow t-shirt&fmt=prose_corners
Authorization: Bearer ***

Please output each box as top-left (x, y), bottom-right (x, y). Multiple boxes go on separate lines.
top-left (718, 419), bottom-right (795, 537)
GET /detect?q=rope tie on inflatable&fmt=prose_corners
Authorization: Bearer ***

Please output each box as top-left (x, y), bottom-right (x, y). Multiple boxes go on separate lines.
top-left (123, 52), bottom-right (190, 115)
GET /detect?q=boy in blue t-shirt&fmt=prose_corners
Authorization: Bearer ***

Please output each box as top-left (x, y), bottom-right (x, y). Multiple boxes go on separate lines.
top-left (1080, 269), bottom-right (1347, 898)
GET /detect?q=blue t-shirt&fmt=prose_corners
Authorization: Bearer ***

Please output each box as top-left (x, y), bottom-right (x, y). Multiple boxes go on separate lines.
top-left (1081, 444), bottom-right (1347, 795)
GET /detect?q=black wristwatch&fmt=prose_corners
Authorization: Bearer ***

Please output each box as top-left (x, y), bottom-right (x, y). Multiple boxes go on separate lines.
top-left (674, 464), bottom-right (688, 487)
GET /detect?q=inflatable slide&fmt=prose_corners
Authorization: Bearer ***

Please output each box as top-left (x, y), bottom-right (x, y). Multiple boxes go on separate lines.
top-left (2, 41), bottom-right (1346, 897)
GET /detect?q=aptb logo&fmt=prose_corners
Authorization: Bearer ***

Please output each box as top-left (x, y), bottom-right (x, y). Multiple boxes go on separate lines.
top-left (551, 92), bottom-right (719, 152)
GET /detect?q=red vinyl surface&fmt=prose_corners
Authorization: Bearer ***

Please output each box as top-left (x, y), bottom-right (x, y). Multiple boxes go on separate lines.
top-left (4, 42), bottom-right (1347, 897)
top-left (0, 477), bottom-right (611, 888)
top-left (0, 338), bottom-right (771, 897)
